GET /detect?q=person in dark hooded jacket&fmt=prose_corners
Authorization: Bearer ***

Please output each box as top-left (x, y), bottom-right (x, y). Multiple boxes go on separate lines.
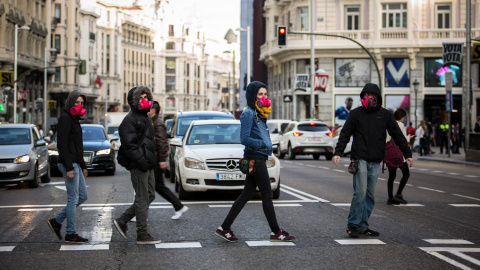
top-left (333, 83), bottom-right (413, 238)
top-left (47, 91), bottom-right (89, 243)
top-left (215, 81), bottom-right (295, 243)
top-left (113, 86), bottom-right (161, 245)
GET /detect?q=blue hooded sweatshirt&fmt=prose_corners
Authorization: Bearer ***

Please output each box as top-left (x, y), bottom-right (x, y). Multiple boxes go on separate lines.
top-left (240, 81), bottom-right (273, 159)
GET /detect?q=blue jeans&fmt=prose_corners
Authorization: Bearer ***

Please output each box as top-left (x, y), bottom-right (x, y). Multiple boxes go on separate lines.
top-left (55, 163), bottom-right (88, 235)
top-left (347, 160), bottom-right (380, 233)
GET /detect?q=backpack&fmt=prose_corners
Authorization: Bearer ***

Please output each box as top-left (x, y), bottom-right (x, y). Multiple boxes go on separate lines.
top-left (423, 129), bottom-right (430, 139)
top-left (383, 138), bottom-right (404, 171)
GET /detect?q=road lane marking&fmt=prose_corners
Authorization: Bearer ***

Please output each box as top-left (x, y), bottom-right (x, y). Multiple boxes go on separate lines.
top-left (333, 169), bottom-right (345, 173)
top-left (294, 163), bottom-right (304, 166)
top-left (281, 184), bottom-right (330, 202)
top-left (55, 186), bottom-right (67, 191)
top-left (448, 173), bottom-right (460, 175)
top-left (418, 187), bottom-right (445, 193)
top-left (419, 247), bottom-right (480, 270)
top-left (331, 203), bottom-right (351, 207)
top-left (280, 188), bottom-right (317, 201)
top-left (156, 242), bottom-right (202, 249)
top-left (449, 204), bottom-right (480, 207)
top-left (318, 166), bottom-right (330, 169)
top-left (18, 208), bottom-right (53, 211)
top-left (335, 239), bottom-right (385, 245)
top-left (394, 204), bottom-right (424, 207)
top-left (60, 244), bottom-right (109, 251)
top-left (246, 241), bottom-right (295, 247)
top-left (273, 204), bottom-right (302, 207)
top-left (82, 207), bottom-right (115, 210)
top-left (432, 171), bottom-right (444, 173)
top-left (43, 181), bottom-right (65, 185)
top-left (150, 206), bottom-right (174, 209)
top-left (418, 168), bottom-right (428, 171)
top-left (452, 194), bottom-right (480, 201)
top-left (305, 164), bottom-right (316, 167)
top-left (378, 178), bottom-right (386, 181)
top-left (423, 239), bottom-right (474, 244)
top-left (465, 175), bottom-right (479, 178)
top-left (208, 205), bottom-right (232, 208)
top-left (0, 246), bottom-right (15, 252)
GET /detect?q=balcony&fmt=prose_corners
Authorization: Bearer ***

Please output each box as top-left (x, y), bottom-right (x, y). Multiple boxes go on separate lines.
top-left (51, 17), bottom-right (60, 30)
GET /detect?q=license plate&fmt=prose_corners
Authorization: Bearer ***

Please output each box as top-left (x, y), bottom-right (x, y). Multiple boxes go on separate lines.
top-left (307, 137), bottom-right (322, 142)
top-left (0, 167), bottom-right (6, 172)
top-left (216, 173), bottom-right (246, 180)
top-left (83, 156), bottom-right (91, 163)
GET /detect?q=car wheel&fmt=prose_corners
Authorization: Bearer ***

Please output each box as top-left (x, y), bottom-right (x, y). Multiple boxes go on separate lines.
top-left (274, 145), bottom-right (280, 157)
top-left (177, 171), bottom-right (190, 200)
top-left (105, 162), bottom-right (116, 176)
top-left (313, 154), bottom-right (320, 160)
top-left (325, 153), bottom-right (333, 161)
top-left (41, 164), bottom-right (51, 183)
top-left (288, 144), bottom-right (296, 160)
top-left (28, 164), bottom-right (40, 188)
top-left (273, 178), bottom-right (280, 199)
top-left (279, 151), bottom-right (285, 159)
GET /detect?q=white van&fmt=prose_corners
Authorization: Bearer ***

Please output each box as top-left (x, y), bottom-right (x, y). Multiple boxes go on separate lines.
top-left (266, 119), bottom-right (295, 156)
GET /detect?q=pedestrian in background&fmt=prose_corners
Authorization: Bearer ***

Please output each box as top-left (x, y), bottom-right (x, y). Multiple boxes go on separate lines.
top-left (439, 121), bottom-right (449, 154)
top-left (47, 91), bottom-right (89, 243)
top-left (333, 83), bottom-right (413, 238)
top-left (406, 122), bottom-right (416, 151)
top-left (416, 121), bottom-right (428, 156)
top-left (113, 86), bottom-right (161, 245)
top-left (385, 109), bottom-right (411, 205)
top-left (215, 81), bottom-right (294, 243)
top-left (37, 124), bottom-right (44, 138)
top-left (148, 101), bottom-right (188, 219)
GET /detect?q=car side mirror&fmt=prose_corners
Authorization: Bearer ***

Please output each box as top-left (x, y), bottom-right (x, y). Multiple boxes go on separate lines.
top-left (35, 139), bottom-right (47, 147)
top-left (169, 138), bottom-right (182, 147)
top-left (110, 137), bottom-right (119, 143)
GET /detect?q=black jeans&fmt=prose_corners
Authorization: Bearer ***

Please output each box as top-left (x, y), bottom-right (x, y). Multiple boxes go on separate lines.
top-left (221, 159), bottom-right (280, 233)
top-left (154, 164), bottom-right (183, 211)
top-left (387, 162), bottom-right (410, 198)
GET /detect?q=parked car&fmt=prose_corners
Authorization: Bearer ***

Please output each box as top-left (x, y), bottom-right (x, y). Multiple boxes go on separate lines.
top-left (166, 110), bottom-right (235, 181)
top-left (332, 127), bottom-right (352, 156)
top-left (169, 119), bottom-right (280, 199)
top-left (267, 119), bottom-right (294, 157)
top-left (0, 124), bottom-right (50, 188)
top-left (278, 120), bottom-right (334, 160)
top-left (165, 119), bottom-right (173, 134)
top-left (49, 124), bottom-right (117, 175)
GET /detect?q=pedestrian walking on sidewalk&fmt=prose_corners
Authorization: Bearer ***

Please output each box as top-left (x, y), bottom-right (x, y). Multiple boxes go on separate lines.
top-left (215, 81), bottom-right (294, 243)
top-left (439, 121), bottom-right (449, 154)
top-left (47, 91), bottom-right (89, 243)
top-left (333, 83), bottom-right (413, 238)
top-left (113, 86), bottom-right (161, 245)
top-left (416, 121), bottom-right (429, 156)
top-left (385, 109), bottom-right (411, 205)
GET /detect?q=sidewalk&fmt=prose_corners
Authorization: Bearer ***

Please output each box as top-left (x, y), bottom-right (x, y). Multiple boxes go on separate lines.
top-left (415, 145), bottom-right (480, 167)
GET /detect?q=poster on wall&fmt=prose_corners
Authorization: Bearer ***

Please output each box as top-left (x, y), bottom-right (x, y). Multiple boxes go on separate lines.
top-left (334, 95), bottom-right (363, 126)
top-left (385, 95), bottom-right (410, 125)
top-left (424, 58), bottom-right (462, 87)
top-left (385, 58), bottom-right (410, 87)
top-left (335, 59), bottom-right (371, 87)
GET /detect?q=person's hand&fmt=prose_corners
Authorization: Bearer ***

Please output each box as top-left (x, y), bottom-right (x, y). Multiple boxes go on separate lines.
top-left (333, 155), bottom-right (341, 166)
top-left (406, 158), bottom-right (413, 167)
top-left (83, 169), bottom-right (88, 178)
top-left (159, 162), bottom-right (167, 170)
top-left (66, 170), bottom-right (74, 179)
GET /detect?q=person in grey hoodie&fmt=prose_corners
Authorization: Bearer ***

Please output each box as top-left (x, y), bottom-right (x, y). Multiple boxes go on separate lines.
top-left (215, 81), bottom-right (295, 242)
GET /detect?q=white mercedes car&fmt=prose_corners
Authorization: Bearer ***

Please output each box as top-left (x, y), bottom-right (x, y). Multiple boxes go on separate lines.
top-left (169, 119), bottom-right (281, 200)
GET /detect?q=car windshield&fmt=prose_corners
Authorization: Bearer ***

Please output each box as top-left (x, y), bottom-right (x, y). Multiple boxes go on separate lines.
top-left (0, 128), bottom-right (31, 145)
top-left (297, 124), bottom-right (329, 132)
top-left (267, 123), bottom-right (279, 134)
top-left (186, 124), bottom-right (241, 145)
top-left (107, 126), bottom-right (118, 135)
top-left (176, 115), bottom-right (233, 136)
top-left (82, 126), bottom-right (106, 140)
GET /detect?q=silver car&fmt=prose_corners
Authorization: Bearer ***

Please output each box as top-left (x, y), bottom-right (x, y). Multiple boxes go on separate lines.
top-left (0, 124), bottom-right (50, 188)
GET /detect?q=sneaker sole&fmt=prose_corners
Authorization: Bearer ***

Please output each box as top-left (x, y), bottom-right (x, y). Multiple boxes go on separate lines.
top-left (137, 240), bottom-right (161, 245)
top-left (64, 240), bottom-right (88, 244)
top-left (171, 207), bottom-right (189, 220)
top-left (270, 239), bottom-right (294, 242)
top-left (214, 232), bottom-right (237, 243)
top-left (114, 220), bottom-right (128, 240)
top-left (47, 220), bottom-right (62, 240)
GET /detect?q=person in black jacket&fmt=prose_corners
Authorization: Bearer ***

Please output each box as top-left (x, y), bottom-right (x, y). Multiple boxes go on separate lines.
top-left (113, 86), bottom-right (161, 245)
top-left (47, 91), bottom-right (89, 243)
top-left (333, 83), bottom-right (413, 238)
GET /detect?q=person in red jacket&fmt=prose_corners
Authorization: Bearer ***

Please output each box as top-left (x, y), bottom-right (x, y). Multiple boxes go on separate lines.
top-left (406, 122), bottom-right (416, 151)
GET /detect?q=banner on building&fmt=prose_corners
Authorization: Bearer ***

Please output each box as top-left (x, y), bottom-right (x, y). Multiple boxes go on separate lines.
top-left (0, 72), bottom-right (14, 87)
top-left (335, 59), bottom-right (371, 87)
top-left (17, 90), bottom-right (28, 102)
top-left (442, 42), bottom-right (463, 67)
top-left (314, 74), bottom-right (329, 91)
top-left (295, 74), bottom-right (309, 91)
top-left (385, 58), bottom-right (410, 87)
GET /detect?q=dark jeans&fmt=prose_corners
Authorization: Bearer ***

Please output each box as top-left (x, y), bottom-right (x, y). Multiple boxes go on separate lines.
top-left (221, 159), bottom-right (280, 233)
top-left (439, 135), bottom-right (448, 154)
top-left (154, 164), bottom-right (183, 211)
top-left (387, 162), bottom-right (410, 198)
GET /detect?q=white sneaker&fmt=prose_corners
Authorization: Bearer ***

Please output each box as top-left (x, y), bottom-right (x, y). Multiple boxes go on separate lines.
top-left (171, 206), bottom-right (189, 220)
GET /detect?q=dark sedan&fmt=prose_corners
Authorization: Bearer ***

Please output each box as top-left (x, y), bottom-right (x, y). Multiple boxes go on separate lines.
top-left (49, 124), bottom-right (117, 175)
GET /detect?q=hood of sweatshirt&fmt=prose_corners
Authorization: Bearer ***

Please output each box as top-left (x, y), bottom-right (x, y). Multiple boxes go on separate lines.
top-left (359, 83), bottom-right (382, 108)
top-left (245, 81), bottom-right (267, 109)
top-left (127, 86), bottom-right (154, 113)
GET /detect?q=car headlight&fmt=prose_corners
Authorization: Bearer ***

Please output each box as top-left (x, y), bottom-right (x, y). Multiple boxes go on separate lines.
top-left (267, 158), bottom-right (275, 168)
top-left (48, 150), bottom-right (59, 156)
top-left (96, 148), bottom-right (111, 155)
top-left (14, 155), bottom-right (30, 164)
top-left (184, 157), bottom-right (205, 170)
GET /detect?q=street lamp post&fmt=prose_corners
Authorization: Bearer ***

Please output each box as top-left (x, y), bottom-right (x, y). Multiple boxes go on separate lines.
top-left (44, 48), bottom-right (56, 132)
top-left (224, 29), bottom-right (238, 113)
top-left (236, 27), bottom-right (251, 86)
top-left (13, 24), bottom-right (30, 123)
top-left (413, 79), bottom-right (419, 129)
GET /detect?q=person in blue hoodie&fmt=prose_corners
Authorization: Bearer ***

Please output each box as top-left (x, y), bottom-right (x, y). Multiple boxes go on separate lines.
top-left (215, 81), bottom-right (295, 242)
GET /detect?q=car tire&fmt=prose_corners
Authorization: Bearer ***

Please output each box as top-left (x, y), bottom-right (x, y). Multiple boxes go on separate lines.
top-left (28, 164), bottom-right (40, 188)
top-left (41, 164), bottom-right (51, 183)
top-left (288, 144), bottom-right (296, 160)
top-left (105, 162), bottom-right (116, 176)
top-left (273, 178), bottom-right (280, 199)
top-left (279, 151), bottom-right (285, 159)
top-left (313, 154), bottom-right (320, 160)
top-left (177, 170), bottom-right (190, 200)
top-left (325, 153), bottom-right (333, 161)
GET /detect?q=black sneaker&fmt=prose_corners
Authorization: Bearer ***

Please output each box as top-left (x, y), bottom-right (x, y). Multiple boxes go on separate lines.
top-left (47, 218), bottom-right (62, 240)
top-left (137, 233), bottom-right (161, 245)
top-left (215, 227), bottom-right (238, 242)
top-left (360, 229), bottom-right (380, 237)
top-left (65, 233), bottom-right (88, 243)
top-left (346, 226), bottom-right (359, 238)
top-left (113, 218), bottom-right (128, 240)
top-left (395, 194), bottom-right (408, 204)
top-left (387, 197), bottom-right (401, 205)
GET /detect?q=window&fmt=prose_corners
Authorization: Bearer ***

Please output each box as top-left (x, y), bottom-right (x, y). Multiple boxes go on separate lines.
top-left (166, 98), bottom-right (175, 109)
top-left (166, 57), bottom-right (176, 74)
top-left (166, 42), bottom-right (175, 50)
top-left (54, 4), bottom-right (61, 20)
top-left (54, 35), bottom-right (61, 52)
top-left (169, 25), bottom-right (174, 36)
top-left (54, 67), bottom-right (61, 82)
top-left (345, 6), bottom-right (360, 30)
top-left (299, 7), bottom-right (309, 31)
top-left (274, 16), bottom-right (279, 37)
top-left (382, 3), bottom-right (407, 28)
top-left (166, 76), bottom-right (176, 92)
top-left (436, 4), bottom-right (451, 29)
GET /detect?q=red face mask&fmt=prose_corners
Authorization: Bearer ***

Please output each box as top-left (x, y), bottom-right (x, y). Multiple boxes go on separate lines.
top-left (361, 96), bottom-right (376, 109)
top-left (70, 104), bottom-right (86, 116)
top-left (256, 96), bottom-right (271, 108)
top-left (137, 98), bottom-right (152, 110)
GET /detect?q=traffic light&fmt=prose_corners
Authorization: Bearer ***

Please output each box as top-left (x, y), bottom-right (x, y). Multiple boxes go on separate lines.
top-left (277, 26), bottom-right (287, 46)
top-left (79, 60), bottom-right (87, 75)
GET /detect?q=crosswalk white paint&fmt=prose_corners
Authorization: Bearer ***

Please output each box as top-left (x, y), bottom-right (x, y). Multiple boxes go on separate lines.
top-left (281, 184), bottom-right (330, 202)
top-left (423, 239), bottom-right (474, 244)
top-left (335, 239), bottom-right (386, 245)
top-left (331, 203), bottom-right (351, 207)
top-left (453, 194), bottom-right (480, 202)
top-left (465, 175), bottom-right (479, 178)
top-left (150, 206), bottom-right (174, 209)
top-left (82, 207), bottom-right (115, 210)
top-left (55, 186), bottom-right (67, 191)
top-left (418, 186), bottom-right (445, 193)
top-left (18, 208), bottom-right (53, 211)
top-left (419, 247), bottom-right (480, 270)
top-left (0, 246), bottom-right (15, 252)
top-left (245, 241), bottom-right (295, 247)
top-left (394, 204), bottom-right (424, 207)
top-left (449, 204), bottom-right (480, 207)
top-left (60, 244), bottom-right (109, 251)
top-left (155, 242), bottom-right (202, 249)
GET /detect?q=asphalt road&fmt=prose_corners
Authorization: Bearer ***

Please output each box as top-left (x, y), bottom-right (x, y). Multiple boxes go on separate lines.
top-left (0, 156), bottom-right (479, 270)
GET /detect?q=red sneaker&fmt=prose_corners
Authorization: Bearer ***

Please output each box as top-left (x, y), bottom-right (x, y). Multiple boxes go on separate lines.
top-left (215, 227), bottom-right (238, 242)
top-left (270, 229), bottom-right (295, 242)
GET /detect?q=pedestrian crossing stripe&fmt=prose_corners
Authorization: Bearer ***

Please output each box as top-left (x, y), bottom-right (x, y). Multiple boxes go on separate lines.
top-left (18, 208), bottom-right (53, 211)
top-left (60, 244), bottom-right (109, 251)
top-left (246, 241), bottom-right (295, 247)
top-left (419, 247), bottom-right (480, 269)
top-left (331, 203), bottom-right (351, 207)
top-left (394, 204), bottom-right (424, 207)
top-left (150, 206), bottom-right (174, 209)
top-left (423, 239), bottom-right (474, 244)
top-left (82, 207), bottom-right (115, 210)
top-left (155, 242), bottom-right (202, 249)
top-left (335, 239), bottom-right (386, 245)
top-left (0, 246), bottom-right (15, 252)
top-left (449, 204), bottom-right (480, 207)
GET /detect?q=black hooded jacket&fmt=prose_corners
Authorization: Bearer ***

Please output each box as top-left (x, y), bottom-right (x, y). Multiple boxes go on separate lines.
top-left (118, 86), bottom-right (157, 171)
top-left (334, 83), bottom-right (412, 162)
top-left (57, 91), bottom-right (87, 171)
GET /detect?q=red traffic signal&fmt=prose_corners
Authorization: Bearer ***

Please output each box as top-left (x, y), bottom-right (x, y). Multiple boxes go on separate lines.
top-left (277, 26), bottom-right (287, 46)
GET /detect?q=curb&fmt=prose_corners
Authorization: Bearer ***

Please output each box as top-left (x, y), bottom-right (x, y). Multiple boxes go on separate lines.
top-left (417, 156), bottom-right (480, 167)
